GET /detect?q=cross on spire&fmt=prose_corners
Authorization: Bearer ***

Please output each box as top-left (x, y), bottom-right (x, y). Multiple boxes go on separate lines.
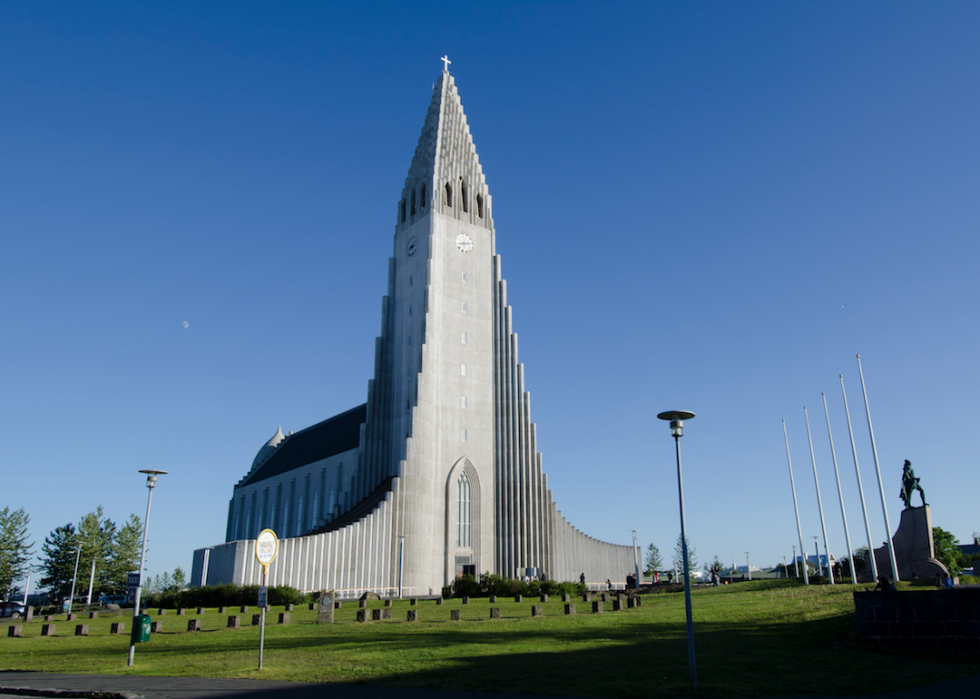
top-left (441, 55), bottom-right (451, 72)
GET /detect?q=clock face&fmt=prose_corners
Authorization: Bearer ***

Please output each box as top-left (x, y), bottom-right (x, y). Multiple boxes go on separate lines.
top-left (406, 237), bottom-right (418, 257)
top-left (456, 234), bottom-right (473, 253)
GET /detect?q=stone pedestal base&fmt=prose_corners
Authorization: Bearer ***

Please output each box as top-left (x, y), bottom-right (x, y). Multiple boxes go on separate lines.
top-left (871, 505), bottom-right (950, 581)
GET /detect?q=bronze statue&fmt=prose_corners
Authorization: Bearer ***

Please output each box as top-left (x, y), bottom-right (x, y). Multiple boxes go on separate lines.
top-left (899, 459), bottom-right (926, 508)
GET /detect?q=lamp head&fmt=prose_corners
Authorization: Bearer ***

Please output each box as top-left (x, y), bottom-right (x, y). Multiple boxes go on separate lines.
top-left (657, 410), bottom-right (696, 438)
top-left (139, 469), bottom-right (169, 488)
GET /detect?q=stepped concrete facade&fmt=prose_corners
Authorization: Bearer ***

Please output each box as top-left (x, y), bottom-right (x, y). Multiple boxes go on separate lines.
top-left (192, 67), bottom-right (636, 596)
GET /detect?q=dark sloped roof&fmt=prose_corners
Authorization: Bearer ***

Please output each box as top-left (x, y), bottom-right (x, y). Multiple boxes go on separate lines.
top-left (239, 404), bottom-right (366, 487)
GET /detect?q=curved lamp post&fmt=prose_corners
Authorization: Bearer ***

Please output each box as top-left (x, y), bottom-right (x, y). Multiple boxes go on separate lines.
top-left (128, 469), bottom-right (168, 667)
top-left (657, 409), bottom-right (697, 692)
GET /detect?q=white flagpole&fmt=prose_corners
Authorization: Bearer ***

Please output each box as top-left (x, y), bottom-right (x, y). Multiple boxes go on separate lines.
top-left (823, 392), bottom-right (855, 582)
top-left (840, 375), bottom-right (878, 582)
top-left (782, 420), bottom-right (809, 585)
top-left (804, 407), bottom-right (834, 584)
top-left (856, 355), bottom-right (899, 582)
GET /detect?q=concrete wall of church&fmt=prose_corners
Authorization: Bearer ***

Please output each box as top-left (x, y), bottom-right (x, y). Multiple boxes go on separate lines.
top-left (226, 446), bottom-right (360, 543)
top-left (196, 479), bottom-right (401, 596)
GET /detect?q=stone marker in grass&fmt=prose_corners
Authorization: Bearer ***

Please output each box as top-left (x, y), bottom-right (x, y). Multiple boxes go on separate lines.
top-left (612, 599), bottom-right (623, 611)
top-left (75, 624), bottom-right (88, 636)
top-left (318, 593), bottom-right (335, 624)
top-left (514, 595), bottom-right (522, 603)
top-left (177, 608), bottom-right (186, 616)
top-left (450, 609), bottom-right (461, 621)
top-left (410, 599), bottom-right (417, 606)
top-left (540, 594), bottom-right (548, 603)
top-left (151, 621), bottom-right (163, 633)
top-left (490, 608), bottom-right (501, 619)
top-left (436, 598), bottom-right (444, 606)
top-left (66, 613), bottom-right (76, 621)
top-left (359, 600), bottom-right (367, 609)
top-left (564, 603), bottom-right (576, 615)
top-left (279, 612), bottom-right (290, 624)
top-left (227, 616), bottom-right (240, 628)
top-left (285, 604), bottom-right (294, 612)
top-left (356, 610), bottom-right (367, 623)
top-left (384, 599), bottom-right (392, 607)
top-left (8, 625), bottom-right (22, 637)
top-left (628, 597), bottom-right (638, 609)
top-left (592, 601), bottom-right (603, 613)
top-left (371, 609), bottom-right (382, 621)
top-left (462, 597), bottom-right (469, 605)
top-left (252, 615), bottom-right (261, 626)
top-left (219, 606), bottom-right (228, 614)
top-left (41, 624), bottom-right (55, 636)
top-left (562, 594), bottom-right (571, 602)
top-left (158, 609), bottom-right (165, 615)
top-left (489, 595), bottom-right (497, 603)
top-left (531, 605), bottom-right (543, 617)
top-left (110, 622), bottom-right (124, 634)
top-left (407, 610), bottom-right (418, 622)
top-left (89, 611), bottom-right (98, 619)
top-left (381, 608), bottom-right (391, 620)
top-left (197, 607), bottom-right (206, 614)
top-left (240, 605), bottom-right (249, 613)
top-left (188, 619), bottom-right (201, 632)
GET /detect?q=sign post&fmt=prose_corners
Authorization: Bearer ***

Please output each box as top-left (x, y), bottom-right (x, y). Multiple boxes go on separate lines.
top-left (254, 529), bottom-right (278, 671)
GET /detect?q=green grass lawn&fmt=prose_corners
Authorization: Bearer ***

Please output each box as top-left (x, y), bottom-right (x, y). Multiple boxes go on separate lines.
top-left (2, 581), bottom-right (978, 698)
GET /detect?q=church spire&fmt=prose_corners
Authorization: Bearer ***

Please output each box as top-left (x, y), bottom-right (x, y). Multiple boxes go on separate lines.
top-left (398, 64), bottom-right (492, 230)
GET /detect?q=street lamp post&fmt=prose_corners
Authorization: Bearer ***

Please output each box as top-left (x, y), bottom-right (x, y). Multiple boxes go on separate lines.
top-left (632, 529), bottom-right (640, 586)
top-left (657, 409), bottom-right (697, 692)
top-left (128, 469), bottom-right (168, 667)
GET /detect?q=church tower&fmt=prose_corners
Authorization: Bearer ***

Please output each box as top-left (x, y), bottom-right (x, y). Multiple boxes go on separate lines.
top-left (362, 66), bottom-right (498, 591)
top-left (197, 64), bottom-right (637, 595)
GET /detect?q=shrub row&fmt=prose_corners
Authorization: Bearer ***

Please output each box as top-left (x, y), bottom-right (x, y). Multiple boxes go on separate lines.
top-left (141, 584), bottom-right (309, 609)
top-left (442, 574), bottom-right (584, 599)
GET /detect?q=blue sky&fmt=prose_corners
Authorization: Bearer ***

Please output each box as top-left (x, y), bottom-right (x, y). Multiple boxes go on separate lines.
top-left (2, 1), bottom-right (978, 587)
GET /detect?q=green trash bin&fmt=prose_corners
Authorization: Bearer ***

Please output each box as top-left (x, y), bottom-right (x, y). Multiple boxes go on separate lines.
top-left (131, 614), bottom-right (151, 643)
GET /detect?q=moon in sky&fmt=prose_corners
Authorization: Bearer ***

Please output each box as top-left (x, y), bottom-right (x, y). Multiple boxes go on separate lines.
top-left (182, 321), bottom-right (189, 329)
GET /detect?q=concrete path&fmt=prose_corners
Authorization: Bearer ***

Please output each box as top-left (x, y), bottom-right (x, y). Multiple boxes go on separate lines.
top-left (1, 671), bottom-right (979, 699)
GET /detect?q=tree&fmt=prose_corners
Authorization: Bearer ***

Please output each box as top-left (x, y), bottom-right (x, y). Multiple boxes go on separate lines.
top-left (104, 514), bottom-right (142, 595)
top-left (643, 544), bottom-right (663, 575)
top-left (933, 526), bottom-right (961, 576)
top-left (40, 524), bottom-right (79, 603)
top-left (704, 555), bottom-right (724, 575)
top-left (171, 567), bottom-right (186, 592)
top-left (672, 533), bottom-right (698, 573)
top-left (0, 507), bottom-right (34, 599)
top-left (76, 506), bottom-right (117, 597)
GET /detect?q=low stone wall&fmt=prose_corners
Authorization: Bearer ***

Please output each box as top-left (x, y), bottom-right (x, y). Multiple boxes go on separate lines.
top-left (854, 589), bottom-right (980, 652)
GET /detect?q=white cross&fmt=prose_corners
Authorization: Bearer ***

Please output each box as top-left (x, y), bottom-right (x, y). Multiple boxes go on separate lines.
top-left (441, 55), bottom-right (451, 71)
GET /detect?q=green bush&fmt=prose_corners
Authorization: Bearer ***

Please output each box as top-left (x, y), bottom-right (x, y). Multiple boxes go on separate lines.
top-left (443, 573), bottom-right (581, 599)
top-left (141, 584), bottom-right (309, 609)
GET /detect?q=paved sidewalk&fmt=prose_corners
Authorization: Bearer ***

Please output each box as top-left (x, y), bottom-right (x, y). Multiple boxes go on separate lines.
top-left (1, 672), bottom-right (979, 699)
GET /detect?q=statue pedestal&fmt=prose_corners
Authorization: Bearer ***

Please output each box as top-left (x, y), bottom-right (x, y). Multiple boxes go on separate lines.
top-left (872, 505), bottom-right (949, 581)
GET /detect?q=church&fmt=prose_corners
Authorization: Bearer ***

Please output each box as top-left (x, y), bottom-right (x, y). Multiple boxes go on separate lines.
top-left (192, 63), bottom-right (636, 595)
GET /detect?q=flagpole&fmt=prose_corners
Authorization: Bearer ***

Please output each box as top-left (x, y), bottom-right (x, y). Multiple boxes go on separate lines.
top-left (804, 407), bottom-right (833, 584)
top-left (823, 392), bottom-right (855, 582)
top-left (856, 355), bottom-right (899, 582)
top-left (840, 375), bottom-right (878, 582)
top-left (782, 420), bottom-right (809, 585)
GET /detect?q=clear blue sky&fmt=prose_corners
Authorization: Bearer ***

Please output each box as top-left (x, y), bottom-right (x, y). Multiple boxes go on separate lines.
top-left (2, 1), bottom-right (978, 587)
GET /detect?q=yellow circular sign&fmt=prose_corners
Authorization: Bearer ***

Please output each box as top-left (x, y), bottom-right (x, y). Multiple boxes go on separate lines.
top-left (255, 529), bottom-right (279, 567)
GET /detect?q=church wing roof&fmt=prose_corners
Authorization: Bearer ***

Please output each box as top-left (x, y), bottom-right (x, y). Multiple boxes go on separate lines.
top-left (238, 404), bottom-right (367, 487)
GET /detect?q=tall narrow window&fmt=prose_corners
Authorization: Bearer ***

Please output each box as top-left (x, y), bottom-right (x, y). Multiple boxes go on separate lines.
top-left (411, 189), bottom-right (416, 216)
top-left (462, 271), bottom-right (467, 282)
top-left (311, 490), bottom-right (319, 529)
top-left (477, 193), bottom-right (484, 218)
top-left (456, 472), bottom-right (471, 547)
top-left (410, 275), bottom-right (413, 285)
top-left (461, 395), bottom-right (467, 408)
top-left (461, 178), bottom-right (468, 213)
top-left (445, 182), bottom-right (452, 207)
top-left (461, 301), bottom-right (467, 313)
top-left (461, 332), bottom-right (467, 344)
top-left (461, 429), bottom-right (467, 441)
top-left (409, 306), bottom-right (412, 315)
top-left (421, 184), bottom-right (426, 208)
top-left (401, 200), bottom-right (406, 223)
top-left (461, 363), bottom-right (467, 375)
top-left (282, 499), bottom-right (290, 538)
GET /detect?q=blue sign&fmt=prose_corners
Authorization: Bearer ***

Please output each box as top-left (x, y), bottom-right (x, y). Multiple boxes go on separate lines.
top-left (127, 572), bottom-right (140, 600)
